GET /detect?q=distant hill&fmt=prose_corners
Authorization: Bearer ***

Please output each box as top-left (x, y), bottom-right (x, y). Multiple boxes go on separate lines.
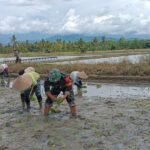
top-left (47, 34), bottom-right (101, 41)
top-left (0, 32), bottom-right (150, 44)
top-left (0, 32), bottom-right (51, 44)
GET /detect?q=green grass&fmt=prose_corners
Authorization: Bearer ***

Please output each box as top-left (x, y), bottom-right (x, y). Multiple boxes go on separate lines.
top-left (0, 48), bottom-right (150, 57)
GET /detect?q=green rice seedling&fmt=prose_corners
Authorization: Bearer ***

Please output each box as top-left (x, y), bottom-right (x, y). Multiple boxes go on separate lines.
top-left (31, 95), bottom-right (36, 102)
top-left (50, 98), bottom-right (63, 113)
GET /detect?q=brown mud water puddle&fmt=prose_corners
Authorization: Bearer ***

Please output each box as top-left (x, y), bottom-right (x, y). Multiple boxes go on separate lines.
top-left (0, 82), bottom-right (150, 150)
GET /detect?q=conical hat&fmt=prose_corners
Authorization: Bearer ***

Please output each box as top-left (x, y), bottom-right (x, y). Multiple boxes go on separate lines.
top-left (12, 74), bottom-right (33, 91)
top-left (77, 71), bottom-right (88, 79)
top-left (25, 67), bottom-right (35, 73)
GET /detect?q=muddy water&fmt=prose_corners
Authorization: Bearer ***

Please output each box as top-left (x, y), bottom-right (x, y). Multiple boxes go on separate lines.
top-left (0, 55), bottom-right (97, 63)
top-left (42, 81), bottom-right (150, 100)
top-left (0, 83), bottom-right (150, 150)
top-left (52, 54), bottom-right (150, 64)
top-left (81, 82), bottom-right (150, 100)
top-left (1, 54), bottom-right (150, 64)
top-left (39, 81), bottom-right (150, 100)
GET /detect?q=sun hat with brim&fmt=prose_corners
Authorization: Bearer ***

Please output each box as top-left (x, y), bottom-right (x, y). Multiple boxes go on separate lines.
top-left (12, 74), bottom-right (33, 91)
top-left (77, 71), bottom-right (88, 79)
top-left (48, 70), bottom-right (62, 82)
top-left (25, 67), bottom-right (35, 73)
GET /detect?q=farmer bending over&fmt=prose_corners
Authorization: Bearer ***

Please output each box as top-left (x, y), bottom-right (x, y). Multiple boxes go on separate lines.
top-left (44, 69), bottom-right (76, 117)
top-left (70, 71), bottom-right (88, 91)
top-left (13, 68), bottom-right (42, 112)
top-left (0, 64), bottom-right (10, 86)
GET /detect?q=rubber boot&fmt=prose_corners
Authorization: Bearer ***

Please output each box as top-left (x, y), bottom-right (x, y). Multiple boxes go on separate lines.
top-left (70, 105), bottom-right (77, 117)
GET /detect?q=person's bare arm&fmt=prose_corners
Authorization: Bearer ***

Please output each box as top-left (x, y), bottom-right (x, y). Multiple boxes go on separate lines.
top-left (46, 91), bottom-right (57, 101)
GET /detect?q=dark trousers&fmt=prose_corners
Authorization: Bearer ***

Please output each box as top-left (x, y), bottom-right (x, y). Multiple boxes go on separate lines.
top-left (20, 84), bottom-right (42, 111)
top-left (15, 57), bottom-right (21, 63)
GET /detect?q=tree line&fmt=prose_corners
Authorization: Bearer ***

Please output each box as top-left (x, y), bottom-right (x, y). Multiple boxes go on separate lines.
top-left (0, 35), bottom-right (150, 53)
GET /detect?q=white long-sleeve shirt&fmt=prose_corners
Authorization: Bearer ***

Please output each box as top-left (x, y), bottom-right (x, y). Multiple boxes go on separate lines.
top-left (70, 71), bottom-right (80, 85)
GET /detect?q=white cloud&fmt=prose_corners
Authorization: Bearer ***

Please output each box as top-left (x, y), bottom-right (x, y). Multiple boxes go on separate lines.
top-left (0, 16), bottom-right (51, 34)
top-left (93, 15), bottom-right (113, 24)
top-left (0, 0), bottom-right (150, 35)
top-left (61, 9), bottom-right (80, 33)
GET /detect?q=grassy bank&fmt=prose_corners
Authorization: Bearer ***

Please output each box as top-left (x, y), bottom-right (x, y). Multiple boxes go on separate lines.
top-left (8, 59), bottom-right (150, 77)
top-left (0, 48), bottom-right (150, 58)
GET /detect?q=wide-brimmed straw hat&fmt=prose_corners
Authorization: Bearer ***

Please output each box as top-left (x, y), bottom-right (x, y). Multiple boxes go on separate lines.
top-left (25, 67), bottom-right (35, 73)
top-left (12, 74), bottom-right (33, 91)
top-left (77, 71), bottom-right (88, 79)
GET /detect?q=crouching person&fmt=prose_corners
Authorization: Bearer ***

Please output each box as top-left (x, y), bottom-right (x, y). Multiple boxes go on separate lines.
top-left (44, 69), bottom-right (76, 117)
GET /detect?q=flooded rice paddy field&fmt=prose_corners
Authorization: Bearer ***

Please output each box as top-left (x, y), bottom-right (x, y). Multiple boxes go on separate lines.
top-left (0, 82), bottom-right (150, 150)
top-left (1, 54), bottom-right (150, 64)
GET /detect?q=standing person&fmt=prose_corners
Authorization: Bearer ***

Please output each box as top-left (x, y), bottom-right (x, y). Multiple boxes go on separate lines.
top-left (70, 71), bottom-right (88, 91)
top-left (13, 69), bottom-right (42, 112)
top-left (0, 64), bottom-right (10, 86)
top-left (44, 69), bottom-right (76, 117)
top-left (14, 50), bottom-right (21, 63)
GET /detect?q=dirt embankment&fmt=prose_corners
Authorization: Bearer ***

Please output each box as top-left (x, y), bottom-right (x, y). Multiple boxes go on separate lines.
top-left (10, 72), bottom-right (150, 83)
top-left (0, 86), bottom-right (149, 150)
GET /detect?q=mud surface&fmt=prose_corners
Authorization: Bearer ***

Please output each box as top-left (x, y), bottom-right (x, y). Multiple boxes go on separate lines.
top-left (0, 86), bottom-right (150, 150)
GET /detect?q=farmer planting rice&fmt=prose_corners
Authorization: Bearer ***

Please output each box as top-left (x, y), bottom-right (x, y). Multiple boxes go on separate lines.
top-left (44, 69), bottom-right (77, 117)
top-left (70, 71), bottom-right (88, 91)
top-left (12, 67), bottom-right (42, 112)
top-left (0, 63), bottom-right (10, 86)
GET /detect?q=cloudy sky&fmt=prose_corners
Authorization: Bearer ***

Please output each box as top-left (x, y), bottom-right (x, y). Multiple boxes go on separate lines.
top-left (0, 0), bottom-right (150, 35)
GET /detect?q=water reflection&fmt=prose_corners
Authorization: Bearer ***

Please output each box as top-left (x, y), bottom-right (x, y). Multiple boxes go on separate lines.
top-left (83, 82), bottom-right (150, 99)
top-left (40, 82), bottom-right (150, 100)
top-left (52, 54), bottom-right (150, 64)
top-left (1, 54), bottom-right (150, 64)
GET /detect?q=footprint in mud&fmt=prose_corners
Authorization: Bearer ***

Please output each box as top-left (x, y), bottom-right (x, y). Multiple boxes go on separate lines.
top-left (47, 111), bottom-right (70, 121)
top-left (105, 100), bottom-right (116, 106)
top-left (32, 129), bottom-right (43, 139)
top-left (76, 115), bottom-right (87, 120)
top-left (1, 108), bottom-right (21, 114)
